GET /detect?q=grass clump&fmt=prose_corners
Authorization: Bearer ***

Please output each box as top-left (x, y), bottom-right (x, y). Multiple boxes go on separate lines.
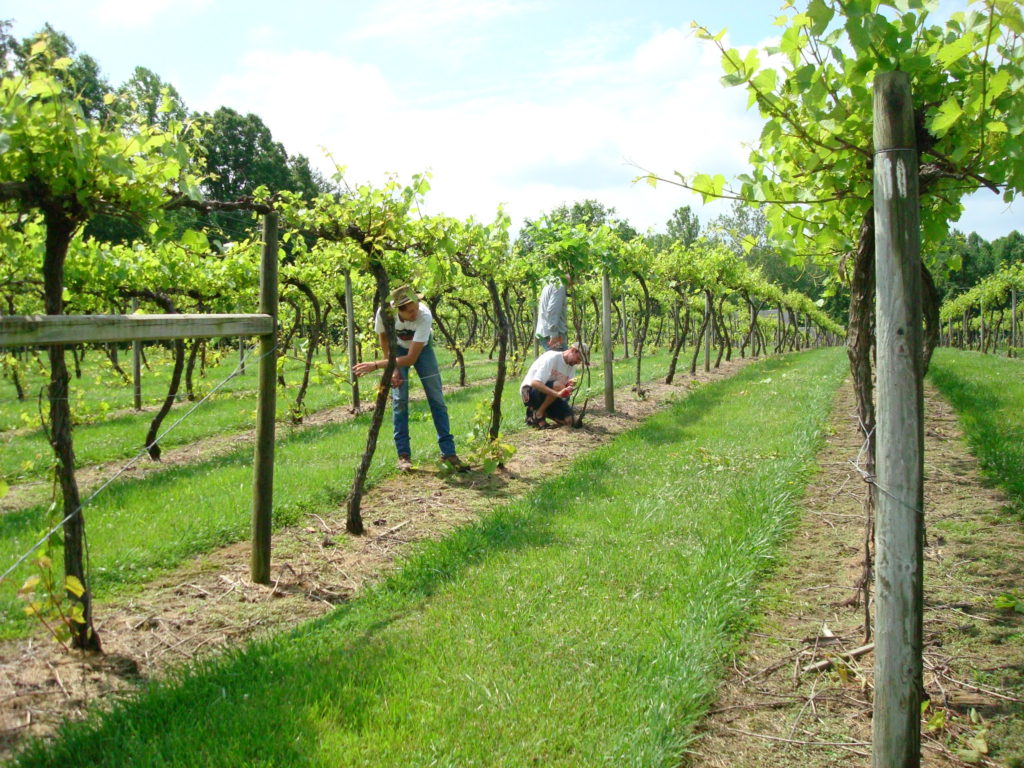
top-left (12, 349), bottom-right (846, 767)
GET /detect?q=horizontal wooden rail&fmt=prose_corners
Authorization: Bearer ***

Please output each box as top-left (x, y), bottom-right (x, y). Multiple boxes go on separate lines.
top-left (0, 313), bottom-right (273, 347)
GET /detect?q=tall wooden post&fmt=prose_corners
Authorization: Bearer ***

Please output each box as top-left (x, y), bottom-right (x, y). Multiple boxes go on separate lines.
top-left (622, 300), bottom-right (629, 358)
top-left (979, 301), bottom-right (986, 353)
top-left (872, 71), bottom-right (924, 768)
top-left (251, 212), bottom-right (278, 584)
top-left (703, 292), bottom-right (712, 372)
top-left (532, 286), bottom-right (540, 359)
top-left (601, 271), bottom-right (614, 413)
top-left (131, 298), bottom-right (142, 410)
top-left (1012, 289), bottom-right (1018, 357)
top-left (345, 270), bottom-right (360, 410)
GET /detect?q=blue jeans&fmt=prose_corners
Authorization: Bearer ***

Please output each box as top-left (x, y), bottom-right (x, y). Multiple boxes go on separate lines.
top-left (392, 343), bottom-right (456, 458)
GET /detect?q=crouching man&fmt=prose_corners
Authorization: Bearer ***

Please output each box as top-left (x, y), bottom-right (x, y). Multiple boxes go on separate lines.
top-left (520, 342), bottom-right (586, 428)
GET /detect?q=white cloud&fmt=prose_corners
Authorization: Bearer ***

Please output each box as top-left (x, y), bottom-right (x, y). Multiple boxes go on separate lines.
top-left (201, 21), bottom-right (766, 236)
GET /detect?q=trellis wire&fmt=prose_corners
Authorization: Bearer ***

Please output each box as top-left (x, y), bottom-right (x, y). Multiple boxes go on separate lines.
top-left (0, 341), bottom-right (270, 586)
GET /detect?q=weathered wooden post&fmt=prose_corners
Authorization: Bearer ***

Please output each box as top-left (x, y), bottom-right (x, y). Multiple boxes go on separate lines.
top-left (1011, 288), bottom-right (1018, 357)
top-left (621, 299), bottom-right (629, 358)
top-left (344, 270), bottom-right (360, 410)
top-left (979, 300), bottom-right (986, 353)
top-left (873, 70), bottom-right (924, 768)
top-left (131, 298), bottom-right (142, 410)
top-left (532, 286), bottom-right (540, 359)
top-left (602, 271), bottom-right (614, 413)
top-left (703, 292), bottom-right (712, 372)
top-left (251, 211), bottom-right (279, 584)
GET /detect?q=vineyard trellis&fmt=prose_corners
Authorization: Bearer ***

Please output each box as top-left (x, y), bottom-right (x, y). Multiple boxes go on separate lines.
top-left (0, 211), bottom-right (281, 649)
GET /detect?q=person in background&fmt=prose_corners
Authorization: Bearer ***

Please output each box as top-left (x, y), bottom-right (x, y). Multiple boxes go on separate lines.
top-left (353, 285), bottom-right (468, 472)
top-left (535, 275), bottom-right (571, 351)
top-left (521, 342), bottom-right (587, 428)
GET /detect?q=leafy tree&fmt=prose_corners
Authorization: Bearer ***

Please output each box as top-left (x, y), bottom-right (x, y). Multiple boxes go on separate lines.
top-left (1, 23), bottom-right (111, 119)
top-left (114, 65), bottom-right (188, 130)
top-left (665, 204), bottom-right (701, 247)
top-left (708, 200), bottom-right (824, 297)
top-left (647, 204), bottom-right (702, 252)
top-left (195, 107), bottom-right (330, 241)
top-left (992, 229), bottom-right (1024, 268)
top-left (198, 107), bottom-right (292, 201)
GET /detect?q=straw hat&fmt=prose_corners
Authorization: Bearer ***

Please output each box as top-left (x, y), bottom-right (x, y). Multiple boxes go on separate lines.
top-left (389, 285), bottom-right (419, 308)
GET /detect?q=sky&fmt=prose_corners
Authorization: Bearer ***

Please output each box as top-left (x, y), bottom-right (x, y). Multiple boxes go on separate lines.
top-left (5, 0), bottom-right (1020, 241)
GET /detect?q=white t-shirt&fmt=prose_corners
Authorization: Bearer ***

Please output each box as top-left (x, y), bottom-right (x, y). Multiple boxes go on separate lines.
top-left (521, 350), bottom-right (575, 391)
top-left (374, 302), bottom-right (433, 349)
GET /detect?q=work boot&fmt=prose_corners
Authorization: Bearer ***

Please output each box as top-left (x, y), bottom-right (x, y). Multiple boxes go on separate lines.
top-left (397, 454), bottom-right (413, 472)
top-left (440, 454), bottom-right (470, 473)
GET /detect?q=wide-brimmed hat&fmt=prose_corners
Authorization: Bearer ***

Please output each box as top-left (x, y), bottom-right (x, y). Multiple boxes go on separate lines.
top-left (389, 285), bottom-right (419, 308)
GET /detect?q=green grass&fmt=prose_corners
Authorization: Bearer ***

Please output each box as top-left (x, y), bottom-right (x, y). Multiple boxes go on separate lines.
top-left (10, 348), bottom-right (847, 767)
top-left (928, 349), bottom-right (1024, 515)
top-left (0, 346), bottom-right (502, 485)
top-left (0, 345), bottom-right (681, 637)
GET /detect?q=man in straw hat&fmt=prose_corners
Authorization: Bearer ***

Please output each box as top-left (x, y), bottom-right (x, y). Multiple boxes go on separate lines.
top-left (520, 341), bottom-right (587, 428)
top-left (353, 285), bottom-right (468, 472)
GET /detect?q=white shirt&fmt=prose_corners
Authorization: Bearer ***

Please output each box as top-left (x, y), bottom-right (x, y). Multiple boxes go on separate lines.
top-left (374, 302), bottom-right (433, 349)
top-left (521, 350), bottom-right (575, 391)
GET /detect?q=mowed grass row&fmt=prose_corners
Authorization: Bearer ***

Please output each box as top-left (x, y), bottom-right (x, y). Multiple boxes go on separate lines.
top-left (0, 346), bottom-right (680, 638)
top-left (0, 346), bottom-right (502, 485)
top-left (12, 348), bottom-right (847, 768)
top-left (928, 349), bottom-right (1024, 515)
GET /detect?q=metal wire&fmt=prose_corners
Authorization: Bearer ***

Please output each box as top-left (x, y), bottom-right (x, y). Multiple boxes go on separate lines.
top-left (0, 341), bottom-right (271, 586)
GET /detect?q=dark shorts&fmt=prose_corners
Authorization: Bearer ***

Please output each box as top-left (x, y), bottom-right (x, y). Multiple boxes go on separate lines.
top-left (521, 383), bottom-right (573, 421)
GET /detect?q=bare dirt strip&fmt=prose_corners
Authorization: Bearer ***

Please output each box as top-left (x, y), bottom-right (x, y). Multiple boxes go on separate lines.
top-left (0, 355), bottom-right (750, 761)
top-left (689, 378), bottom-right (1024, 768)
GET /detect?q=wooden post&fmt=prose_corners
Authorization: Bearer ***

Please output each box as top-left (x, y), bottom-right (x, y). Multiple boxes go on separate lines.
top-left (979, 300), bottom-right (986, 353)
top-left (1012, 288), bottom-right (1018, 357)
top-left (621, 300), bottom-right (628, 359)
top-left (532, 286), bottom-right (540, 359)
top-left (872, 71), bottom-right (924, 768)
top-left (703, 292), bottom-right (712, 372)
top-left (131, 298), bottom-right (142, 411)
top-left (601, 271), bottom-right (614, 413)
top-left (345, 270), bottom-right (360, 410)
top-left (251, 212), bottom-right (278, 584)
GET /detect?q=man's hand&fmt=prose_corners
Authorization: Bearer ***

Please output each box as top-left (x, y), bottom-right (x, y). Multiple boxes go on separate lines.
top-left (391, 370), bottom-right (403, 387)
top-left (558, 385), bottom-right (572, 399)
top-left (352, 361), bottom-right (378, 377)
top-left (547, 335), bottom-right (563, 349)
